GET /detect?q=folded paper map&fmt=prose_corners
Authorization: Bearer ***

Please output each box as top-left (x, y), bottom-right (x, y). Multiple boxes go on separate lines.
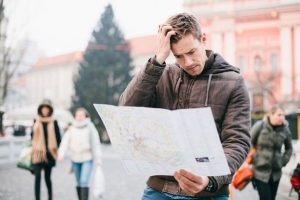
top-left (94, 104), bottom-right (230, 176)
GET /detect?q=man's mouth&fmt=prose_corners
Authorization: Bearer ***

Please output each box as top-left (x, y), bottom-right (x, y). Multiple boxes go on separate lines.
top-left (189, 66), bottom-right (198, 70)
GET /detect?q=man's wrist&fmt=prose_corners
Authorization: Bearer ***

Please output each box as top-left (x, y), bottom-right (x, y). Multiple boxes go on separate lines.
top-left (151, 55), bottom-right (166, 67)
top-left (204, 177), bottom-right (217, 193)
top-left (155, 55), bottom-right (166, 65)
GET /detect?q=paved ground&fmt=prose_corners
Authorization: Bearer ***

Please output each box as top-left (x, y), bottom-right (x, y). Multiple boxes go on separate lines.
top-left (0, 144), bottom-right (298, 200)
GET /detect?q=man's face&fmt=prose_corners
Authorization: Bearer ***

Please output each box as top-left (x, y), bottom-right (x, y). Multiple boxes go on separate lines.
top-left (269, 109), bottom-right (285, 126)
top-left (171, 33), bottom-right (208, 76)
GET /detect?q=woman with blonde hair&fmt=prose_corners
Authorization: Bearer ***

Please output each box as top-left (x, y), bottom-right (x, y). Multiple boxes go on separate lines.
top-left (58, 107), bottom-right (102, 200)
top-left (251, 105), bottom-right (293, 200)
top-left (31, 100), bottom-right (61, 200)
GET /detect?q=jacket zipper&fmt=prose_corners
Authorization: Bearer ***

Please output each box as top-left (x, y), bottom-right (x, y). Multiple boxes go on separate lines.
top-left (184, 77), bottom-right (196, 108)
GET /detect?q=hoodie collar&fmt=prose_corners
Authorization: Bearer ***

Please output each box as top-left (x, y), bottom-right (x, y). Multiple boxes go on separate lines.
top-left (202, 50), bottom-right (214, 73)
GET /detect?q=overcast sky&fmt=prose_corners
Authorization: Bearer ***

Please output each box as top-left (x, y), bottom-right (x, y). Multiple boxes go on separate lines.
top-left (5, 0), bottom-right (184, 57)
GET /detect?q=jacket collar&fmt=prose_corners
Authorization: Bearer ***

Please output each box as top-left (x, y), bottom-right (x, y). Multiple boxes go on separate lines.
top-left (202, 50), bottom-right (214, 73)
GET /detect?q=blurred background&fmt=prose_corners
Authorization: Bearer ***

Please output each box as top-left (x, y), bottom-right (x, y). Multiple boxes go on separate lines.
top-left (0, 0), bottom-right (300, 199)
top-left (1, 0), bottom-right (300, 140)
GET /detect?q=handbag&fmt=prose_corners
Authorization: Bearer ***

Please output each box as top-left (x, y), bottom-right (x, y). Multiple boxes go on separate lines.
top-left (93, 166), bottom-right (105, 198)
top-left (17, 139), bottom-right (34, 171)
top-left (232, 120), bottom-right (265, 190)
top-left (232, 148), bottom-right (256, 190)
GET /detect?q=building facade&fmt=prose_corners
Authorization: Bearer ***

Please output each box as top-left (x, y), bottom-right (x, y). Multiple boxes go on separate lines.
top-left (183, 0), bottom-right (300, 112)
top-left (128, 0), bottom-right (300, 112)
top-left (128, 35), bottom-right (176, 75)
top-left (26, 52), bottom-right (83, 110)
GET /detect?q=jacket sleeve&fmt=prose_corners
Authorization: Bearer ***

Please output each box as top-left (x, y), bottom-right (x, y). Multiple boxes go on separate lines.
top-left (282, 128), bottom-right (293, 166)
top-left (91, 123), bottom-right (102, 163)
top-left (210, 76), bottom-right (251, 191)
top-left (58, 129), bottom-right (71, 158)
top-left (119, 57), bottom-right (165, 107)
top-left (54, 120), bottom-right (61, 147)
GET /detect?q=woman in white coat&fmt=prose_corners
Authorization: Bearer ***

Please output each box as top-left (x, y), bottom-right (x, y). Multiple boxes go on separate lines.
top-left (58, 108), bottom-right (102, 200)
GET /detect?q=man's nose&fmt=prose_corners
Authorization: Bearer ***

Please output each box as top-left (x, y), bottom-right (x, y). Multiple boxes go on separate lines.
top-left (184, 56), bottom-right (193, 67)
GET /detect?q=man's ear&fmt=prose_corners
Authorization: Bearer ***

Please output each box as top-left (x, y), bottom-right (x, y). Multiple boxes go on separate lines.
top-left (201, 33), bottom-right (207, 45)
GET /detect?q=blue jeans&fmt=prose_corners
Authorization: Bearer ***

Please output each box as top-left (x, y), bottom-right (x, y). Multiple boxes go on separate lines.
top-left (142, 186), bottom-right (229, 200)
top-left (72, 159), bottom-right (93, 186)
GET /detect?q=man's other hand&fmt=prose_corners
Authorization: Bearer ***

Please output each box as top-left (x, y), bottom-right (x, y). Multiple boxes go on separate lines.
top-left (173, 169), bottom-right (209, 195)
top-left (156, 24), bottom-right (176, 64)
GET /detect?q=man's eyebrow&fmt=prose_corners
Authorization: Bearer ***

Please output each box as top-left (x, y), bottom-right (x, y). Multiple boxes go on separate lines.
top-left (174, 48), bottom-right (196, 57)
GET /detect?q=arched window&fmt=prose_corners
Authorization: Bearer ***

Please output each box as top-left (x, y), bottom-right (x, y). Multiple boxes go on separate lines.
top-left (254, 56), bottom-right (262, 72)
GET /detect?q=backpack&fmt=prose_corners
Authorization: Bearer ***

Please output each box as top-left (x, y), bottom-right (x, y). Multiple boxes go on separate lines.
top-left (291, 163), bottom-right (300, 191)
top-left (232, 120), bottom-right (264, 190)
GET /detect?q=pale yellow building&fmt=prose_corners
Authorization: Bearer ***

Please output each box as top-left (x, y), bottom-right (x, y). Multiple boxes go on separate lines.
top-left (26, 52), bottom-right (83, 110)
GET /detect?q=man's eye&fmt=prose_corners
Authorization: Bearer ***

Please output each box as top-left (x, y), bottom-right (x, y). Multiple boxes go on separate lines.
top-left (175, 55), bottom-right (182, 58)
top-left (188, 51), bottom-right (195, 54)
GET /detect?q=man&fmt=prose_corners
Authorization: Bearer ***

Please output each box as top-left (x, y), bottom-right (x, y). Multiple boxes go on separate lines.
top-left (119, 13), bottom-right (251, 200)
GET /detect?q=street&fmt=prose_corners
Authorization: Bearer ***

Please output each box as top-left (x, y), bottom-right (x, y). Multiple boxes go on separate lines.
top-left (0, 144), bottom-right (298, 200)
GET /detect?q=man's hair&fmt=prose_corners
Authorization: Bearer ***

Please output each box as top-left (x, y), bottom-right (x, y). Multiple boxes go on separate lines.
top-left (166, 13), bottom-right (202, 43)
top-left (269, 104), bottom-right (284, 114)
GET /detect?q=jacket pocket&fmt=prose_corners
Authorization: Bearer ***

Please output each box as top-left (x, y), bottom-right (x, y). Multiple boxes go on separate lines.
top-left (273, 156), bottom-right (282, 170)
top-left (252, 152), bottom-right (271, 169)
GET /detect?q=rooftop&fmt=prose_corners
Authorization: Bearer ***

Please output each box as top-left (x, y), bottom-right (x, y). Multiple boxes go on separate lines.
top-left (31, 51), bottom-right (84, 70)
top-left (128, 35), bottom-right (157, 57)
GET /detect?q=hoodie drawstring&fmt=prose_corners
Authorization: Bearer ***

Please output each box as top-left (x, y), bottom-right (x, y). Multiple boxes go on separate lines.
top-left (172, 68), bottom-right (183, 110)
top-left (205, 74), bottom-right (213, 107)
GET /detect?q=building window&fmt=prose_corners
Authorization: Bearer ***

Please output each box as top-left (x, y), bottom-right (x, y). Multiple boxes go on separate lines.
top-left (252, 93), bottom-right (264, 110)
top-left (238, 56), bottom-right (246, 73)
top-left (254, 56), bottom-right (262, 72)
top-left (270, 53), bottom-right (278, 72)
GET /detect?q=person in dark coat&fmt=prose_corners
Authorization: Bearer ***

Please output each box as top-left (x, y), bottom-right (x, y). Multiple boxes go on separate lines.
top-left (31, 99), bottom-right (61, 200)
top-left (251, 105), bottom-right (293, 200)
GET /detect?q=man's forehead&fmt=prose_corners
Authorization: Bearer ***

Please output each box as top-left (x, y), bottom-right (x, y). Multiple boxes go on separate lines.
top-left (171, 42), bottom-right (198, 55)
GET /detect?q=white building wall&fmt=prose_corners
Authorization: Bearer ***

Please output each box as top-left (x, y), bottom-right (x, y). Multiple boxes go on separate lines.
top-left (26, 63), bottom-right (79, 110)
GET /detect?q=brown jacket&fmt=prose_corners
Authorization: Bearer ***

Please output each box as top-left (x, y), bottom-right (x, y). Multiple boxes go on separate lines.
top-left (119, 50), bottom-right (251, 197)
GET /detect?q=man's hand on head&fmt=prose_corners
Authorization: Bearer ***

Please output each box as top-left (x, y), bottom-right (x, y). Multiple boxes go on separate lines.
top-left (156, 24), bottom-right (176, 65)
top-left (173, 169), bottom-right (210, 195)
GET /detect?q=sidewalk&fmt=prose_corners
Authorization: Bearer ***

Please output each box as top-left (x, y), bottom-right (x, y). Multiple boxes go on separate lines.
top-left (0, 143), bottom-right (299, 199)
top-left (232, 140), bottom-right (300, 200)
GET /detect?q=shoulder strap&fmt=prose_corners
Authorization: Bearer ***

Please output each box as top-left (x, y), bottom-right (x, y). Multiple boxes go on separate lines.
top-left (258, 120), bottom-right (264, 136)
top-left (252, 120), bottom-right (264, 148)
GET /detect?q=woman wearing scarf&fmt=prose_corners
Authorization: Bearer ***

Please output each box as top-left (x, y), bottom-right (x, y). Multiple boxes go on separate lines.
top-left (58, 107), bottom-right (102, 200)
top-left (31, 100), bottom-right (61, 200)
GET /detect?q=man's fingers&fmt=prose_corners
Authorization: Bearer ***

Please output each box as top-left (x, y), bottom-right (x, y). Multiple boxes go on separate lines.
top-left (166, 31), bottom-right (176, 39)
top-left (174, 171), bottom-right (202, 194)
top-left (178, 169), bottom-right (201, 184)
top-left (158, 23), bottom-right (170, 31)
top-left (158, 24), bottom-right (173, 35)
top-left (161, 26), bottom-right (173, 36)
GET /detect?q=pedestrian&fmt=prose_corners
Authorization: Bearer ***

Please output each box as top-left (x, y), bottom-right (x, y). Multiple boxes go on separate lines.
top-left (251, 105), bottom-right (293, 200)
top-left (31, 99), bottom-right (61, 200)
top-left (119, 13), bottom-right (251, 200)
top-left (58, 107), bottom-right (102, 200)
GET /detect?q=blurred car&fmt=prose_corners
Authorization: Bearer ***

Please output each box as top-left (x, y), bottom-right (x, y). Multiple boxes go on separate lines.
top-left (13, 125), bottom-right (26, 136)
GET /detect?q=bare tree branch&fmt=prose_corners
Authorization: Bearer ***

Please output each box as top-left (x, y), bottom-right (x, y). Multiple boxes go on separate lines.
top-left (0, 0), bottom-right (29, 105)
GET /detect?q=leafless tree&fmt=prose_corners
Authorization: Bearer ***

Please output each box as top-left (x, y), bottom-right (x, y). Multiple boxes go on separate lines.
top-left (249, 67), bottom-right (282, 112)
top-left (0, 0), bottom-right (27, 106)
